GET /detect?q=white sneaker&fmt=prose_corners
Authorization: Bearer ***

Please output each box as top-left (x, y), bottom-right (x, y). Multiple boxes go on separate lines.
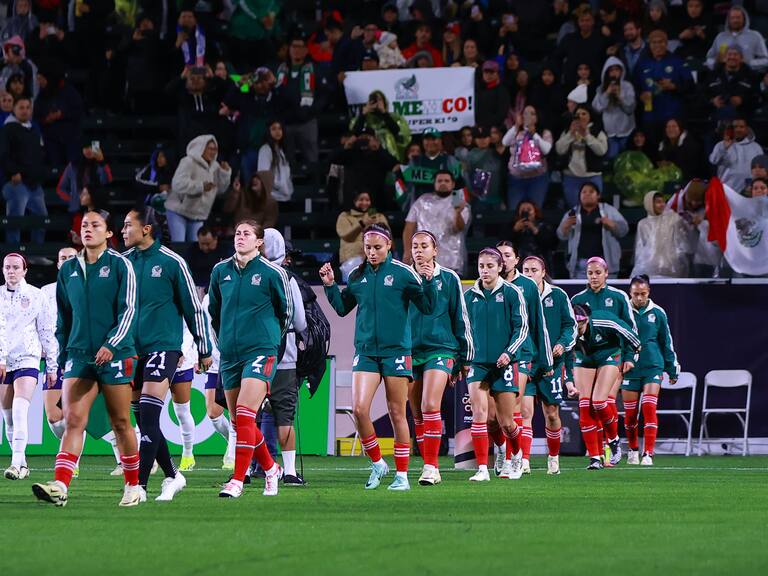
top-left (110, 464), bottom-right (123, 476)
top-left (434, 468), bottom-right (442, 485)
top-left (156, 472), bottom-right (186, 501)
top-left (5, 465), bottom-right (29, 480)
top-left (418, 465), bottom-right (438, 486)
top-left (498, 460), bottom-right (513, 479)
top-left (32, 480), bottom-right (68, 507)
top-left (547, 455), bottom-right (560, 475)
top-left (627, 449), bottom-right (640, 465)
top-left (521, 458), bottom-right (531, 475)
top-left (138, 486), bottom-right (147, 503)
top-left (494, 444), bottom-right (506, 476)
top-left (118, 484), bottom-right (143, 507)
top-left (508, 453), bottom-right (523, 480)
top-left (469, 467), bottom-right (490, 482)
top-left (641, 453), bottom-right (654, 466)
top-left (219, 479), bottom-right (243, 498)
top-left (150, 460), bottom-right (159, 475)
top-left (263, 465), bottom-right (283, 496)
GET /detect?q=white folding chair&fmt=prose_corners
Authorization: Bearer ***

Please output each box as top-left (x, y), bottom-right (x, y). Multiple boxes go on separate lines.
top-left (335, 406), bottom-right (360, 456)
top-left (657, 372), bottom-right (697, 456)
top-left (697, 370), bottom-right (752, 456)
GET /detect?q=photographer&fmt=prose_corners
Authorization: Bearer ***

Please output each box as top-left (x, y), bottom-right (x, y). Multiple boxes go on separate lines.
top-left (350, 90), bottom-right (411, 162)
top-left (336, 190), bottom-right (390, 282)
top-left (592, 57), bottom-right (636, 159)
top-left (510, 200), bottom-right (558, 272)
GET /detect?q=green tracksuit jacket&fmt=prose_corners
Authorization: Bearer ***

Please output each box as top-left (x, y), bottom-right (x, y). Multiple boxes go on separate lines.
top-left (124, 241), bottom-right (212, 358)
top-left (464, 278), bottom-right (528, 364)
top-left (577, 310), bottom-right (641, 360)
top-left (56, 248), bottom-right (137, 366)
top-left (409, 263), bottom-right (474, 366)
top-left (540, 281), bottom-right (577, 358)
top-left (509, 271), bottom-right (553, 372)
top-left (626, 300), bottom-right (679, 379)
top-left (572, 285), bottom-right (638, 362)
top-left (208, 255), bottom-right (291, 361)
top-left (324, 253), bottom-right (437, 357)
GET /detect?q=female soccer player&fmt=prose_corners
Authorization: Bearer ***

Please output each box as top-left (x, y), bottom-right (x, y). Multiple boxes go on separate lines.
top-left (572, 256), bottom-right (637, 466)
top-left (33, 209), bottom-right (140, 507)
top-left (408, 230), bottom-right (473, 486)
top-left (173, 324), bottom-right (200, 472)
top-left (521, 256), bottom-right (578, 475)
top-left (1, 253), bottom-right (58, 480)
top-left (572, 303), bottom-right (641, 469)
top-left (321, 224), bottom-right (436, 491)
top-left (496, 241), bottom-right (552, 474)
top-left (464, 247), bottom-right (528, 482)
top-left (623, 275), bottom-right (679, 466)
top-left (209, 220), bottom-right (289, 498)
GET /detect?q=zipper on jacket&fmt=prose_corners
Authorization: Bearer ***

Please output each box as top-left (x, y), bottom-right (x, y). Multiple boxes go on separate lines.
top-left (234, 262), bottom-right (241, 358)
top-left (372, 265), bottom-right (378, 353)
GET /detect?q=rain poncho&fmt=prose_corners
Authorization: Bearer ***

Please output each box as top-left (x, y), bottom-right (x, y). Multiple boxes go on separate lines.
top-left (631, 191), bottom-right (689, 278)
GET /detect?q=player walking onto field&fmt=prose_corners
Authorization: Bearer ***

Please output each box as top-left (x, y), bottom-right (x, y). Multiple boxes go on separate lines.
top-left (171, 324), bottom-right (202, 472)
top-left (122, 206), bottom-right (212, 501)
top-left (1, 253), bottom-right (58, 480)
top-left (521, 256), bottom-right (578, 475)
top-left (209, 220), bottom-right (290, 498)
top-left (623, 275), bottom-right (680, 466)
top-left (320, 224), bottom-right (436, 491)
top-left (464, 248), bottom-right (528, 482)
top-left (33, 209), bottom-right (140, 507)
top-left (408, 230), bottom-right (473, 486)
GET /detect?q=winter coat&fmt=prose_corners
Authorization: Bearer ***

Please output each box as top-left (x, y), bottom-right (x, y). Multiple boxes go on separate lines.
top-left (350, 91), bottom-right (411, 162)
top-left (635, 52), bottom-right (693, 125)
top-left (557, 202), bottom-right (629, 276)
top-left (555, 122), bottom-right (608, 176)
top-left (592, 56), bottom-right (636, 138)
top-left (336, 208), bottom-right (390, 265)
top-left (375, 32), bottom-right (406, 69)
top-left (0, 114), bottom-right (43, 186)
top-left (706, 6), bottom-right (768, 71)
top-left (708, 131), bottom-right (765, 191)
top-left (0, 279), bottom-right (57, 372)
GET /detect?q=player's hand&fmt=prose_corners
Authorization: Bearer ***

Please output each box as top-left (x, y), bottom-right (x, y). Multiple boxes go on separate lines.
top-left (0, 364), bottom-right (6, 382)
top-left (621, 361), bottom-right (635, 373)
top-left (46, 372), bottom-right (57, 388)
top-left (415, 259), bottom-right (434, 280)
top-left (668, 376), bottom-right (678, 385)
top-left (496, 353), bottom-right (511, 368)
top-left (319, 263), bottom-right (335, 286)
top-left (552, 344), bottom-right (564, 358)
top-left (565, 381), bottom-right (578, 398)
top-left (544, 369), bottom-right (554, 377)
top-left (197, 356), bottom-right (213, 373)
top-left (94, 347), bottom-right (113, 366)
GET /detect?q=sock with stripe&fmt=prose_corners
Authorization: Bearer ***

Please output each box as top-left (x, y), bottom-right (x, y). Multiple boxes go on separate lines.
top-left (488, 423), bottom-right (505, 448)
top-left (545, 427), bottom-right (561, 457)
top-left (624, 400), bottom-right (640, 450)
top-left (393, 442), bottom-right (410, 473)
top-left (11, 397), bottom-right (30, 468)
top-left (579, 399), bottom-right (601, 458)
top-left (413, 417), bottom-right (424, 456)
top-left (54, 451), bottom-right (79, 487)
top-left (471, 422), bottom-right (489, 466)
top-left (422, 411), bottom-right (442, 468)
top-left (138, 394), bottom-right (177, 486)
top-left (607, 395), bottom-right (619, 424)
top-left (504, 424), bottom-right (521, 459)
top-left (234, 405), bottom-right (257, 482)
top-left (594, 400), bottom-right (619, 441)
top-left (521, 426), bottom-right (533, 460)
top-left (641, 394), bottom-right (659, 455)
top-left (514, 412), bottom-right (523, 428)
top-left (173, 401), bottom-right (195, 458)
top-left (361, 433), bottom-right (383, 464)
top-left (121, 453), bottom-right (140, 486)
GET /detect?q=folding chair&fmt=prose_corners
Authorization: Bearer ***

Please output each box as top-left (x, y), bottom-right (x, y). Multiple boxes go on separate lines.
top-left (335, 406), bottom-right (360, 456)
top-left (657, 372), bottom-right (697, 456)
top-left (697, 370), bottom-right (752, 456)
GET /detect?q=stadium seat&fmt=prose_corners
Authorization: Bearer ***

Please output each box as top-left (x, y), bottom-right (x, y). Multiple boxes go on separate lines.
top-left (335, 405), bottom-right (360, 457)
top-left (657, 372), bottom-right (697, 456)
top-left (697, 370), bottom-right (752, 456)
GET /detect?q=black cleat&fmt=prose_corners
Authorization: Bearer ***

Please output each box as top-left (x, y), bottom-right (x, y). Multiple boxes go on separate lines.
top-left (283, 473), bottom-right (306, 486)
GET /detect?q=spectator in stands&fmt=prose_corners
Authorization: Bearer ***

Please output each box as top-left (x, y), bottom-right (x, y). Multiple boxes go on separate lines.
top-left (745, 154), bottom-right (768, 196)
top-left (308, 18), bottom-right (343, 66)
top-left (166, 134), bottom-right (232, 241)
top-left (0, 36), bottom-right (36, 98)
top-left (657, 118), bottom-right (704, 183)
top-left (499, 5), bottom-right (552, 61)
top-left (597, 3), bottom-right (622, 54)
top-left (617, 19), bottom-right (645, 78)
top-left (556, 182), bottom-right (628, 278)
top-left (173, 9), bottom-right (206, 72)
top-left (26, 13), bottom-right (67, 66)
top-left (627, 128), bottom-right (657, 162)
top-left (0, 0), bottom-right (36, 43)
top-left (675, 0), bottom-right (714, 60)
top-left (406, 140), bottom-right (421, 161)
top-left (555, 6), bottom-right (607, 90)
top-left (228, 0), bottom-right (280, 69)
top-left (402, 22), bottom-right (443, 67)
top-left (333, 21), bottom-right (378, 77)
top-left (510, 199), bottom-right (558, 272)
top-left (34, 63), bottom-right (84, 166)
top-left (0, 95), bottom-right (48, 254)
top-left (632, 190), bottom-right (689, 278)
top-left (69, 184), bottom-right (115, 249)
top-left (503, 106), bottom-right (553, 211)
top-left (441, 21), bottom-right (461, 66)
top-left (637, 29), bottom-right (693, 133)
top-left (592, 57), bottom-right (636, 159)
top-left (0, 90), bottom-right (13, 122)
top-left (465, 125), bottom-right (503, 207)
top-left (223, 171), bottom-right (277, 230)
top-left (407, 127), bottom-right (465, 200)
top-left (530, 64), bottom-right (566, 134)
top-left (276, 35), bottom-right (319, 165)
top-left (668, 179), bottom-right (721, 276)
top-left (184, 226), bottom-right (225, 294)
top-left (5, 71), bottom-right (24, 99)
top-left (351, 89), bottom-right (411, 162)
top-left (574, 62), bottom-right (597, 103)
top-left (709, 117), bottom-right (764, 192)
top-left (403, 169), bottom-right (471, 276)
top-left (706, 46), bottom-right (760, 121)
top-left (556, 104), bottom-right (608, 207)
top-left (120, 14), bottom-right (165, 114)
top-left (506, 66), bottom-right (531, 122)
top-left (454, 126), bottom-right (474, 166)
top-left (455, 37), bottom-right (482, 69)
top-left (374, 31), bottom-right (406, 69)
top-left (336, 189), bottom-right (390, 281)
top-left (257, 119), bottom-right (293, 204)
top-left (476, 60), bottom-right (510, 131)
top-left (642, 0), bottom-right (670, 35)
top-left (706, 5), bottom-right (768, 73)
top-left (750, 176), bottom-right (768, 198)
top-left (135, 147), bottom-right (173, 206)
top-left (57, 143), bottom-right (112, 215)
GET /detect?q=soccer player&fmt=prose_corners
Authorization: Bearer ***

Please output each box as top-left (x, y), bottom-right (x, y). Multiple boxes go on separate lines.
top-left (571, 257), bottom-right (637, 465)
top-left (496, 241), bottom-right (553, 475)
top-left (623, 275), bottom-right (679, 466)
top-left (32, 209), bottom-right (140, 507)
top-left (173, 324), bottom-right (200, 472)
top-left (572, 303), bottom-right (641, 470)
top-left (320, 224), bottom-right (436, 491)
top-left (521, 256), bottom-right (578, 475)
top-left (1, 253), bottom-right (58, 480)
top-left (122, 206), bottom-right (212, 501)
top-left (209, 220), bottom-right (289, 498)
top-left (464, 247), bottom-right (528, 482)
top-left (408, 230), bottom-right (473, 486)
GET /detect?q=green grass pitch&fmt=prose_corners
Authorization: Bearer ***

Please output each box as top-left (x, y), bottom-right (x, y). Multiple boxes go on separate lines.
top-left (1, 455), bottom-right (767, 575)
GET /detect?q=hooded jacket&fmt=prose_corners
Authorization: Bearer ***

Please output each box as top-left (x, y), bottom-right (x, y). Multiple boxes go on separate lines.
top-left (706, 6), bottom-right (768, 71)
top-left (557, 202), bottom-right (628, 276)
top-left (166, 135), bottom-right (232, 221)
top-left (592, 56), bottom-right (636, 138)
top-left (0, 35), bottom-right (37, 98)
top-left (1, 2), bottom-right (38, 43)
top-left (708, 130), bottom-right (764, 191)
top-left (375, 31), bottom-right (406, 69)
top-left (632, 191), bottom-right (689, 278)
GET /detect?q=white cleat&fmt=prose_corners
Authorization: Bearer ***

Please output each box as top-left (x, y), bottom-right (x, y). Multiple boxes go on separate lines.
top-left (156, 472), bottom-right (186, 501)
top-left (5, 465), bottom-right (29, 480)
top-left (641, 453), bottom-right (654, 466)
top-left (150, 460), bottom-right (159, 475)
top-left (138, 486), bottom-right (147, 503)
top-left (118, 484), bottom-right (144, 507)
top-left (418, 465), bottom-right (439, 486)
top-left (32, 480), bottom-right (68, 507)
top-left (263, 465), bottom-right (283, 496)
top-left (547, 455), bottom-right (560, 475)
top-left (469, 467), bottom-right (491, 482)
top-left (521, 458), bottom-right (531, 475)
top-left (110, 464), bottom-right (123, 477)
top-left (222, 456), bottom-right (235, 471)
top-left (219, 479), bottom-right (243, 498)
top-left (494, 444), bottom-right (506, 476)
top-left (627, 449), bottom-right (640, 465)
top-left (498, 460), bottom-right (513, 479)
top-left (508, 453), bottom-right (524, 480)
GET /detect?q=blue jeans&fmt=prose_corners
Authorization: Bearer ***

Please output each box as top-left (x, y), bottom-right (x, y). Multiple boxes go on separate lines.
top-left (507, 172), bottom-right (550, 211)
top-left (165, 210), bottom-right (204, 242)
top-left (239, 148), bottom-right (259, 189)
top-left (3, 181), bottom-right (48, 244)
top-left (562, 174), bottom-right (603, 208)
top-left (606, 136), bottom-right (629, 160)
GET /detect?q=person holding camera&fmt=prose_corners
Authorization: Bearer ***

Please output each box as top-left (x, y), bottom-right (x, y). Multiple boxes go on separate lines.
top-left (591, 57), bottom-right (635, 159)
top-left (708, 117), bottom-right (764, 191)
top-left (502, 105), bottom-right (553, 211)
top-left (350, 90), bottom-right (411, 162)
top-left (706, 45), bottom-right (760, 121)
top-left (336, 190), bottom-right (390, 282)
top-left (510, 200), bottom-right (558, 273)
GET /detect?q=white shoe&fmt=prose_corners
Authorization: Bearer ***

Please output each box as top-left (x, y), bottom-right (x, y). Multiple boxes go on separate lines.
top-left (222, 456), bottom-right (235, 471)
top-left (150, 460), bottom-right (159, 475)
top-left (521, 458), bottom-right (531, 475)
top-left (110, 464), bottom-right (123, 476)
top-left (263, 465), bottom-right (283, 496)
top-left (627, 449), bottom-right (640, 465)
top-left (547, 455), bottom-right (560, 475)
top-left (469, 467), bottom-right (490, 482)
top-left (418, 465), bottom-right (438, 486)
top-left (434, 468), bottom-right (442, 485)
top-left (5, 465), bottom-right (29, 480)
top-left (118, 484), bottom-right (143, 507)
top-left (156, 472), bottom-right (186, 501)
top-left (498, 460), bottom-right (513, 479)
top-left (219, 479), bottom-right (243, 498)
top-left (508, 453), bottom-right (523, 480)
top-left (138, 486), bottom-right (147, 503)
top-left (641, 453), bottom-right (654, 466)
top-left (32, 480), bottom-right (68, 507)
top-left (494, 443), bottom-right (506, 476)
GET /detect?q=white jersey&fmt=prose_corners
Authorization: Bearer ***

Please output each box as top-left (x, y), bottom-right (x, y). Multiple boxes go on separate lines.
top-left (179, 322), bottom-right (197, 372)
top-left (202, 294), bottom-right (219, 373)
top-left (0, 280), bottom-right (58, 373)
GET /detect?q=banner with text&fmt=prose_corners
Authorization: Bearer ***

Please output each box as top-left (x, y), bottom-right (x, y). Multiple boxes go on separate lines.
top-left (344, 67), bottom-right (476, 133)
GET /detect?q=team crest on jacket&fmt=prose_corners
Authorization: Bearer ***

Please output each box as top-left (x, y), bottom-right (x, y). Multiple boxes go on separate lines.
top-left (20, 296), bottom-right (30, 308)
top-left (384, 274), bottom-right (394, 286)
top-left (604, 297), bottom-right (613, 307)
top-left (436, 279), bottom-right (442, 291)
top-left (595, 334), bottom-right (603, 342)
top-left (647, 313), bottom-right (656, 323)
top-left (495, 292), bottom-right (504, 302)
top-left (99, 266), bottom-right (110, 277)
top-left (151, 265), bottom-right (163, 277)
top-left (251, 273), bottom-right (262, 286)
top-left (544, 296), bottom-right (553, 307)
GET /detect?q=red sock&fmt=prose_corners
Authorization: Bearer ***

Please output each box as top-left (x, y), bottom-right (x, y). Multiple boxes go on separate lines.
top-left (471, 422), bottom-right (489, 466)
top-left (393, 442), bottom-right (410, 473)
top-left (234, 405), bottom-right (257, 482)
top-left (54, 451), bottom-right (79, 487)
top-left (120, 453), bottom-right (140, 486)
top-left (521, 425), bottom-right (533, 460)
top-left (514, 412), bottom-right (523, 428)
top-left (579, 399), bottom-right (600, 457)
top-left (624, 400), bottom-right (640, 450)
top-left (594, 400), bottom-right (619, 440)
top-left (642, 394), bottom-right (659, 455)
top-left (252, 426), bottom-right (275, 472)
top-left (488, 423), bottom-right (505, 448)
top-left (361, 434), bottom-right (383, 463)
top-left (608, 395), bottom-right (618, 423)
top-left (545, 427), bottom-right (561, 457)
top-left (422, 411), bottom-right (442, 468)
top-left (413, 417), bottom-right (424, 455)
top-left (504, 425), bottom-right (521, 459)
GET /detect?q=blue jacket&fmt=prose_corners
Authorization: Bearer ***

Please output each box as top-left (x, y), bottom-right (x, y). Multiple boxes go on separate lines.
top-left (635, 52), bottom-right (693, 125)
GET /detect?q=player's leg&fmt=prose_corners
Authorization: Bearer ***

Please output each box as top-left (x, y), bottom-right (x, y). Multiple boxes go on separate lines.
top-left (575, 367), bottom-right (601, 469)
top-left (593, 365), bottom-right (623, 465)
top-left (495, 390), bottom-right (524, 480)
top-left (352, 370), bottom-right (388, 489)
top-left (102, 382), bottom-right (143, 506)
top-left (468, 380), bottom-right (491, 482)
top-left (418, 368), bottom-right (449, 485)
top-left (1, 380), bottom-right (15, 474)
top-left (520, 394), bottom-right (535, 474)
top-left (622, 388), bottom-right (641, 464)
top-left (171, 377), bottom-right (196, 471)
top-left (44, 370), bottom-right (65, 439)
top-left (205, 375), bottom-right (234, 468)
top-left (641, 382), bottom-right (662, 465)
top-left (486, 400), bottom-right (506, 476)
top-left (5, 374), bottom-right (37, 478)
top-left (271, 369), bottom-right (303, 485)
top-left (543, 402), bottom-right (562, 475)
top-left (407, 376), bottom-right (424, 458)
top-left (383, 375), bottom-right (412, 491)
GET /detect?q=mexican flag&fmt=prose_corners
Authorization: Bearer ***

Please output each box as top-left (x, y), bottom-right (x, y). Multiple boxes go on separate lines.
top-left (706, 177), bottom-right (768, 276)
